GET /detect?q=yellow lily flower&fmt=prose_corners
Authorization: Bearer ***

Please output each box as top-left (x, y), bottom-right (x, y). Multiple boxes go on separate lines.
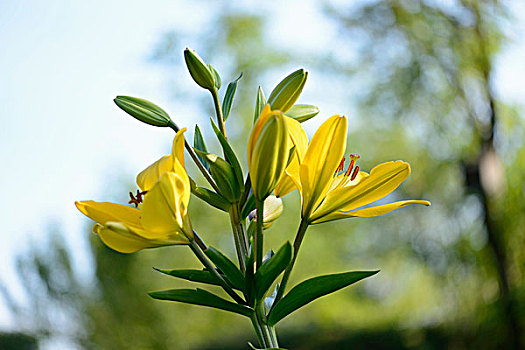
top-left (136, 127), bottom-right (186, 192)
top-left (248, 104), bottom-right (289, 201)
top-left (274, 116), bottom-right (308, 198)
top-left (75, 129), bottom-right (193, 253)
top-left (288, 114), bottom-right (430, 223)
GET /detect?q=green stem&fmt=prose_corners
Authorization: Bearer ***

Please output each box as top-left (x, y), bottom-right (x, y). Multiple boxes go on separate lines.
top-left (228, 206), bottom-right (246, 273)
top-left (192, 230), bottom-right (207, 250)
top-left (211, 88), bottom-right (227, 139)
top-left (250, 313), bottom-right (266, 348)
top-left (255, 199), bottom-right (264, 270)
top-left (255, 302), bottom-right (278, 348)
top-left (233, 204), bottom-right (249, 257)
top-left (189, 240), bottom-right (246, 305)
top-left (167, 121), bottom-right (221, 194)
top-left (272, 218), bottom-right (309, 305)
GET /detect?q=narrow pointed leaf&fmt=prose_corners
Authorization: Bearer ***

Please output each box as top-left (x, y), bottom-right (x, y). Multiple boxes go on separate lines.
top-left (210, 118), bottom-right (244, 191)
top-left (149, 288), bottom-right (252, 317)
top-left (267, 270), bottom-right (379, 325)
top-left (205, 247), bottom-right (246, 292)
top-left (154, 268), bottom-right (241, 289)
top-left (253, 86), bottom-right (266, 123)
top-left (254, 242), bottom-right (292, 300)
top-left (241, 192), bottom-right (256, 219)
top-left (194, 150), bottom-right (239, 202)
top-left (223, 73), bottom-right (243, 121)
top-left (191, 185), bottom-right (230, 211)
top-left (194, 125), bottom-right (210, 172)
top-left (286, 104), bottom-right (319, 123)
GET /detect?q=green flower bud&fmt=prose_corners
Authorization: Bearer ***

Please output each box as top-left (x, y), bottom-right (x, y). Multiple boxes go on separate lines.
top-left (248, 105), bottom-right (289, 201)
top-left (114, 96), bottom-right (171, 127)
top-left (267, 69), bottom-right (308, 113)
top-left (286, 104), bottom-right (319, 123)
top-left (184, 48), bottom-right (216, 91)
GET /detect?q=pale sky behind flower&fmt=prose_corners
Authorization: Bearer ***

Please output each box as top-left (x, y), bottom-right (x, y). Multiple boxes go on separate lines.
top-left (0, 0), bottom-right (524, 332)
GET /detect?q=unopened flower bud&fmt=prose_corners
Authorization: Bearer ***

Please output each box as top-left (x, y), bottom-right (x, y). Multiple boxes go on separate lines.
top-left (114, 96), bottom-right (171, 127)
top-left (184, 48), bottom-right (216, 91)
top-left (267, 69), bottom-right (308, 113)
top-left (248, 195), bottom-right (284, 229)
top-left (248, 105), bottom-right (289, 201)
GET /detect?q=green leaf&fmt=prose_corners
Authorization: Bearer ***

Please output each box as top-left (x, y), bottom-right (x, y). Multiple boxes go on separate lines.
top-left (114, 96), bottom-right (171, 127)
top-left (286, 104), bottom-right (319, 123)
top-left (194, 124), bottom-right (210, 172)
top-left (241, 191), bottom-right (256, 219)
top-left (223, 73), bottom-right (243, 121)
top-left (208, 64), bottom-right (221, 90)
top-left (267, 69), bottom-right (308, 113)
top-left (154, 268), bottom-right (229, 288)
top-left (210, 118), bottom-right (244, 192)
top-left (255, 242), bottom-right (292, 300)
top-left (204, 247), bottom-right (245, 292)
top-left (149, 288), bottom-right (252, 317)
top-left (194, 150), bottom-right (239, 202)
top-left (190, 183), bottom-right (230, 211)
top-left (254, 86), bottom-right (266, 123)
top-left (267, 270), bottom-right (379, 326)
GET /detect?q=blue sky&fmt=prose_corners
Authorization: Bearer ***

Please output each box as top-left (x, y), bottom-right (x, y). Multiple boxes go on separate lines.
top-left (1, 0), bottom-right (524, 329)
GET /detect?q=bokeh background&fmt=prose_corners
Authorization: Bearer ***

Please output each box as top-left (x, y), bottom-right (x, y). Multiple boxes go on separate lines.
top-left (1, 0), bottom-right (525, 349)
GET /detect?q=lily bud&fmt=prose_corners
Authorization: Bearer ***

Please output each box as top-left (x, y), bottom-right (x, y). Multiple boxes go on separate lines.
top-left (286, 104), bottom-right (319, 123)
top-left (184, 48), bottom-right (216, 91)
top-left (267, 69), bottom-right (308, 113)
top-left (248, 195), bottom-right (284, 229)
top-left (114, 96), bottom-right (171, 127)
top-left (248, 104), bottom-right (289, 201)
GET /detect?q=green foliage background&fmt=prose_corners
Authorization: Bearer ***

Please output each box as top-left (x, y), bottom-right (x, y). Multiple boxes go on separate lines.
top-left (2, 1), bottom-right (525, 349)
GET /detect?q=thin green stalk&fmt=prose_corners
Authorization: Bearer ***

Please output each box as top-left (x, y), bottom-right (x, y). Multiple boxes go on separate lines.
top-left (232, 204), bottom-right (249, 257)
top-left (167, 121), bottom-right (220, 194)
top-left (192, 230), bottom-right (207, 250)
top-left (272, 218), bottom-right (309, 305)
top-left (250, 313), bottom-right (266, 348)
top-left (255, 302), bottom-right (278, 348)
top-left (255, 199), bottom-right (264, 270)
top-left (189, 240), bottom-right (246, 305)
top-left (211, 88), bottom-right (227, 138)
top-left (229, 206), bottom-right (246, 273)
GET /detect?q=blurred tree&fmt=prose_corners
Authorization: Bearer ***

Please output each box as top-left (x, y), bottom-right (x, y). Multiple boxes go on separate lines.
top-left (325, 0), bottom-right (524, 348)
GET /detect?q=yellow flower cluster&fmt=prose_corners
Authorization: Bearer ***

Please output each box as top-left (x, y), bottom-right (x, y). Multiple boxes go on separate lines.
top-left (77, 105), bottom-right (429, 253)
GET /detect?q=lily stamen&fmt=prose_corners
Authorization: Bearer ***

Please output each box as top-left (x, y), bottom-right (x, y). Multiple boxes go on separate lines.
top-left (350, 165), bottom-right (360, 181)
top-left (129, 189), bottom-right (148, 207)
top-left (336, 156), bottom-right (346, 174)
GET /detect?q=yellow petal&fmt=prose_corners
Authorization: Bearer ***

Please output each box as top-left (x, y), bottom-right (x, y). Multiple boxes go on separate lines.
top-left (284, 116), bottom-right (308, 161)
top-left (300, 115), bottom-right (347, 218)
top-left (75, 200), bottom-right (141, 226)
top-left (311, 161), bottom-right (411, 221)
top-left (140, 171), bottom-right (191, 239)
top-left (136, 155), bottom-right (173, 192)
top-left (136, 129), bottom-right (187, 192)
top-left (172, 128), bottom-right (186, 166)
top-left (275, 152), bottom-right (301, 197)
top-left (93, 223), bottom-right (166, 253)
top-left (311, 200), bottom-right (431, 224)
